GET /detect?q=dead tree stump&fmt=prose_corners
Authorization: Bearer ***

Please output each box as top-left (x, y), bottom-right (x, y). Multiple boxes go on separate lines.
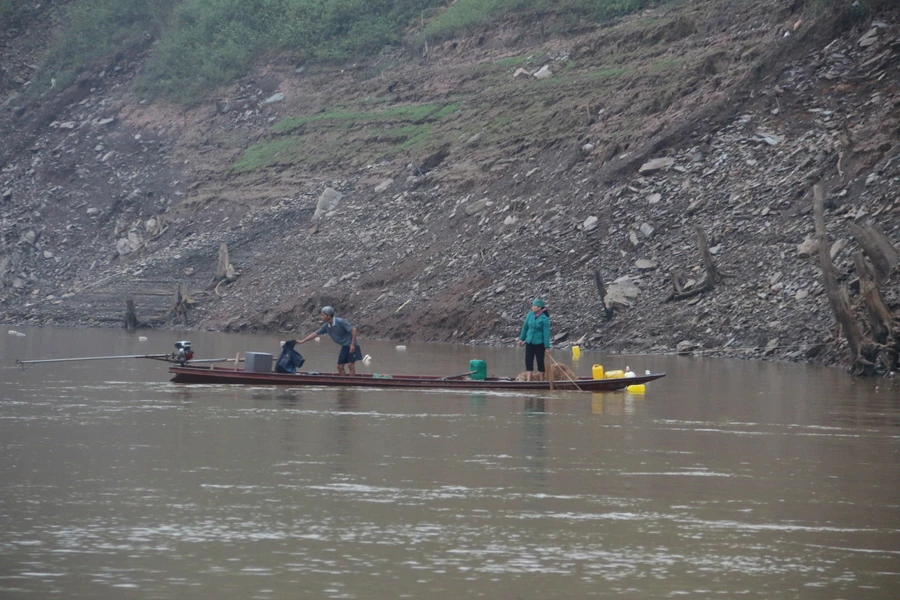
top-left (593, 269), bottom-right (614, 320)
top-left (208, 242), bottom-right (240, 295)
top-left (814, 185), bottom-right (881, 375)
top-left (124, 299), bottom-right (141, 331)
top-left (853, 252), bottom-right (895, 344)
top-left (168, 285), bottom-right (193, 327)
top-left (666, 226), bottom-right (732, 302)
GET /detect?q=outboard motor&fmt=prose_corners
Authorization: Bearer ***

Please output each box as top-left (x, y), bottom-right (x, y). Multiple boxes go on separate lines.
top-left (174, 341), bottom-right (194, 364)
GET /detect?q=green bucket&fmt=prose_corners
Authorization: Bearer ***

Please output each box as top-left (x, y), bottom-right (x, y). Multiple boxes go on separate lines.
top-left (469, 359), bottom-right (487, 381)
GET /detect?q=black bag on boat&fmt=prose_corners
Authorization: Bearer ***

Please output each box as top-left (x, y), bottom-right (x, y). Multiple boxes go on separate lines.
top-left (275, 340), bottom-right (305, 374)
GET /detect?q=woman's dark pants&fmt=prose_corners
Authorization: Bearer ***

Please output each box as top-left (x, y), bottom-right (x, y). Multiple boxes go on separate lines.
top-left (525, 343), bottom-right (546, 373)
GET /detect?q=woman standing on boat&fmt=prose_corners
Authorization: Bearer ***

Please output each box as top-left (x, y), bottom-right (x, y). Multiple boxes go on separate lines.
top-left (517, 298), bottom-right (551, 381)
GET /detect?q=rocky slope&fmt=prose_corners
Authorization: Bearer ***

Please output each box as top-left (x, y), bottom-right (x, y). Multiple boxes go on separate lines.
top-left (1, 0), bottom-right (898, 371)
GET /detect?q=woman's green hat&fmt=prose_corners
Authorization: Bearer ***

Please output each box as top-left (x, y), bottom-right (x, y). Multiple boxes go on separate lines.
top-left (532, 298), bottom-right (545, 308)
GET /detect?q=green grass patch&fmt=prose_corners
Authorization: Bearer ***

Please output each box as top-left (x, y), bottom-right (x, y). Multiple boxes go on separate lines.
top-left (230, 138), bottom-right (303, 173)
top-left (234, 101), bottom-right (460, 172)
top-left (586, 66), bottom-right (629, 79)
top-left (649, 57), bottom-right (681, 72)
top-left (423, 0), bottom-right (663, 42)
top-left (272, 102), bottom-right (459, 133)
top-left (393, 125), bottom-right (433, 150)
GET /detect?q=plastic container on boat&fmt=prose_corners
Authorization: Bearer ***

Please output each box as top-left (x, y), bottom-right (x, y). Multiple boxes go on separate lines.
top-left (245, 352), bottom-right (272, 373)
top-left (592, 364), bottom-right (604, 380)
top-left (604, 369), bottom-right (625, 379)
top-left (469, 359), bottom-right (487, 381)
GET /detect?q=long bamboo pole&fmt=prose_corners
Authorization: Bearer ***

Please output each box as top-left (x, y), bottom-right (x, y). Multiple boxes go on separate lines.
top-left (17, 354), bottom-right (170, 365)
top-left (16, 355), bottom-right (234, 366)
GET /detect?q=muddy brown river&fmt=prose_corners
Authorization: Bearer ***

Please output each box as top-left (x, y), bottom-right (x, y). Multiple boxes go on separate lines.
top-left (1, 327), bottom-right (898, 599)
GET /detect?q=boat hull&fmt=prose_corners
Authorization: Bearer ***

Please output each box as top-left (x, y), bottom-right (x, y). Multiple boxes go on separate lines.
top-left (168, 365), bottom-right (665, 392)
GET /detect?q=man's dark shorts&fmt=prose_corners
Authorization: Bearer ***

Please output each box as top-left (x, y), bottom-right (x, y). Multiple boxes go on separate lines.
top-left (338, 344), bottom-right (362, 365)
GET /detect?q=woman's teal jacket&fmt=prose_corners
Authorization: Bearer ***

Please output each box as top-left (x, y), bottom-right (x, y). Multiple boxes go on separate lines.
top-left (519, 310), bottom-right (550, 348)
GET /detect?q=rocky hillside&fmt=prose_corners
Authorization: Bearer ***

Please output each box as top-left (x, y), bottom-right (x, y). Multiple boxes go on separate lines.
top-left (1, 0), bottom-right (898, 371)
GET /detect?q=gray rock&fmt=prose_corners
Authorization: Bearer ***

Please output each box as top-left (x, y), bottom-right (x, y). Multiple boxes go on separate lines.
top-left (583, 216), bottom-right (599, 231)
top-left (262, 92), bottom-right (285, 105)
top-left (465, 198), bottom-right (491, 216)
top-left (533, 65), bottom-right (552, 79)
top-left (373, 179), bottom-right (393, 193)
top-left (635, 259), bottom-right (658, 270)
top-left (639, 157), bottom-right (675, 173)
top-left (797, 236), bottom-right (818, 259)
top-left (116, 238), bottom-right (133, 256)
top-left (605, 277), bottom-right (641, 309)
top-left (676, 340), bottom-right (700, 355)
top-left (313, 187), bottom-right (343, 220)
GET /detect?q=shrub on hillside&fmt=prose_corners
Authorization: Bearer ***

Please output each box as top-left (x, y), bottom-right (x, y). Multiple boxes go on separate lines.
top-left (33, 0), bottom-right (668, 104)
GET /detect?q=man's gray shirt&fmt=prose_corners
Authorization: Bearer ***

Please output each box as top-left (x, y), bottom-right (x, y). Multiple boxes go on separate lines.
top-left (317, 317), bottom-right (355, 346)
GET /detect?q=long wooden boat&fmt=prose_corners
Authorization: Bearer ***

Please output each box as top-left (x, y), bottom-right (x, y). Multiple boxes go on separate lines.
top-left (168, 364), bottom-right (665, 392)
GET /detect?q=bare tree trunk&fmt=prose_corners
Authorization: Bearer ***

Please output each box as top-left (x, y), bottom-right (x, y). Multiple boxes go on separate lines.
top-left (696, 225), bottom-right (723, 287)
top-left (814, 185), bottom-right (867, 368)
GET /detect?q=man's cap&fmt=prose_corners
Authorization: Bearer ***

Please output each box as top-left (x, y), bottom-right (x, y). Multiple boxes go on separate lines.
top-left (532, 298), bottom-right (545, 308)
top-left (321, 306), bottom-right (335, 316)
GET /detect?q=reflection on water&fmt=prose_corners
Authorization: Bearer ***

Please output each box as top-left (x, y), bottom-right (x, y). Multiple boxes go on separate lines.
top-left (1, 326), bottom-right (899, 599)
top-left (522, 399), bottom-right (548, 493)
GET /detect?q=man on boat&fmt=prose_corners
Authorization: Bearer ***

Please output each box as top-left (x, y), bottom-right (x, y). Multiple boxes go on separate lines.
top-left (293, 306), bottom-right (362, 375)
